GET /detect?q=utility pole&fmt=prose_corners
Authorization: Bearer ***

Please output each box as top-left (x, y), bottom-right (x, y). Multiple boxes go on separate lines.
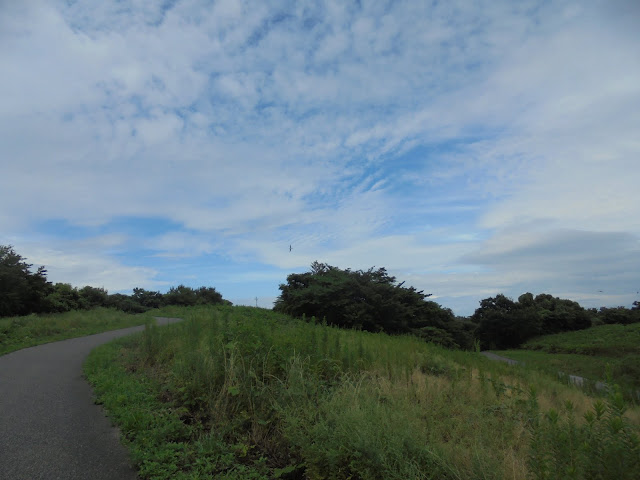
top-left (255, 296), bottom-right (258, 308)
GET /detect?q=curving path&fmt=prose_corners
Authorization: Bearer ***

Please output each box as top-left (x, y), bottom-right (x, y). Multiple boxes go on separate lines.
top-left (0, 317), bottom-right (182, 480)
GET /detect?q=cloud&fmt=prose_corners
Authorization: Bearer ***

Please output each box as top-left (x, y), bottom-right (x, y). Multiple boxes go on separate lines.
top-left (14, 240), bottom-right (161, 293)
top-left (1, 0), bottom-right (638, 316)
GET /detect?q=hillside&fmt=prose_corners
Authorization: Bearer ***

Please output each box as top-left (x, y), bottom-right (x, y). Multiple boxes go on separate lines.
top-left (522, 322), bottom-right (640, 356)
top-left (85, 305), bottom-right (640, 480)
top-left (495, 323), bottom-right (640, 399)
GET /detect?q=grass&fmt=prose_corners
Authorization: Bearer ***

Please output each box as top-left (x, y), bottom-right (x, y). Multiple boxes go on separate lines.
top-left (495, 323), bottom-right (640, 400)
top-left (522, 323), bottom-right (640, 356)
top-left (0, 307), bottom-right (152, 356)
top-left (85, 305), bottom-right (640, 479)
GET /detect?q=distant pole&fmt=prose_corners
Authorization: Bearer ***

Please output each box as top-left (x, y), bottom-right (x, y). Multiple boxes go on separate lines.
top-left (255, 296), bottom-right (258, 308)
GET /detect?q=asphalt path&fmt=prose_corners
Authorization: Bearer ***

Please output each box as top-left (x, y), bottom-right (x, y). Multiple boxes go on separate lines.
top-left (0, 317), bottom-right (182, 480)
top-left (479, 351), bottom-right (520, 366)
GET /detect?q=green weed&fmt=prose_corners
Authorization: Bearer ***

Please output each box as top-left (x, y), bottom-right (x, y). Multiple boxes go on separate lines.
top-left (85, 305), bottom-right (640, 480)
top-left (0, 308), bottom-right (150, 356)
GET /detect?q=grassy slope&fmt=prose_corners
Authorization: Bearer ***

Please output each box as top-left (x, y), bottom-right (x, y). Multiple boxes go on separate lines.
top-left (522, 323), bottom-right (640, 356)
top-left (495, 323), bottom-right (640, 396)
top-left (85, 306), bottom-right (640, 480)
top-left (0, 308), bottom-right (152, 356)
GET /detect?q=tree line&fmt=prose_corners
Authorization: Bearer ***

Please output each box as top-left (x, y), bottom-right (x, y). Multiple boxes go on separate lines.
top-left (2, 245), bottom-right (639, 349)
top-left (0, 245), bottom-right (229, 317)
top-left (274, 262), bottom-right (640, 350)
top-left (274, 261), bottom-right (476, 349)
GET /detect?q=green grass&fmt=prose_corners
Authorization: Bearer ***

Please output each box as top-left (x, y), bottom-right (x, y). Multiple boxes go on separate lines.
top-left (522, 323), bottom-right (640, 356)
top-left (0, 308), bottom-right (151, 356)
top-left (495, 350), bottom-right (616, 382)
top-left (85, 305), bottom-right (640, 479)
top-left (494, 323), bottom-right (640, 399)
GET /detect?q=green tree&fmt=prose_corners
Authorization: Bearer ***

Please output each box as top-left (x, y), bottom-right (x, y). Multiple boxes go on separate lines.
top-left (533, 293), bottom-right (591, 333)
top-left (194, 286), bottom-right (224, 305)
top-left (164, 285), bottom-right (198, 306)
top-left (598, 306), bottom-right (640, 325)
top-left (107, 293), bottom-right (148, 313)
top-left (473, 292), bottom-right (592, 349)
top-left (472, 294), bottom-right (524, 349)
top-left (132, 287), bottom-right (163, 309)
top-left (274, 262), bottom-right (469, 346)
top-left (45, 283), bottom-right (83, 312)
top-left (0, 245), bottom-right (52, 316)
top-left (78, 285), bottom-right (109, 309)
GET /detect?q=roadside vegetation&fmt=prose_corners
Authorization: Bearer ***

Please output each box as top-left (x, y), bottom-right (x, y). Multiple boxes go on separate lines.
top-left (4, 246), bottom-right (640, 477)
top-left (522, 322), bottom-right (640, 356)
top-left (496, 323), bottom-right (640, 400)
top-left (85, 305), bottom-right (640, 480)
top-left (0, 308), bottom-right (152, 356)
top-left (274, 261), bottom-right (475, 349)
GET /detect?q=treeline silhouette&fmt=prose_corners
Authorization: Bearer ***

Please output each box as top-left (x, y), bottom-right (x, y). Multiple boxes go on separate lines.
top-left (2, 245), bottom-right (639, 349)
top-left (0, 245), bottom-right (229, 317)
top-left (274, 262), bottom-right (640, 349)
top-left (274, 261), bottom-right (476, 349)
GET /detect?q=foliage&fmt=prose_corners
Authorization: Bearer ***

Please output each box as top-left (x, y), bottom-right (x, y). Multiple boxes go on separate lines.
top-left (0, 308), bottom-right (149, 356)
top-left (0, 245), bottom-right (52, 316)
top-left (163, 285), bottom-right (225, 307)
top-left (85, 305), bottom-right (640, 480)
top-left (597, 306), bottom-right (640, 325)
top-left (0, 245), bottom-right (228, 317)
top-left (522, 322), bottom-right (640, 357)
top-left (274, 261), bottom-right (472, 348)
top-left (473, 293), bottom-right (591, 349)
top-left (527, 387), bottom-right (640, 479)
top-left (45, 283), bottom-right (85, 312)
top-left (497, 323), bottom-right (640, 398)
top-left (133, 287), bottom-right (165, 309)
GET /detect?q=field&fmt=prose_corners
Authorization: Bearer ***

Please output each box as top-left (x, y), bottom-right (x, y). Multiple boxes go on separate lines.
top-left (0, 307), bottom-right (151, 356)
top-left (495, 323), bottom-right (640, 398)
top-left (522, 323), bottom-right (640, 356)
top-left (85, 306), bottom-right (640, 479)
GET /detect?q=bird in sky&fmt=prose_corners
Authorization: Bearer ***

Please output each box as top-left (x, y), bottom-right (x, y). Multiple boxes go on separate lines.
top-left (289, 245), bottom-right (292, 252)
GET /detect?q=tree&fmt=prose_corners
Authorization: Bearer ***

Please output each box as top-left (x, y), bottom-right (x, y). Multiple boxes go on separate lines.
top-left (274, 262), bottom-right (470, 347)
top-left (598, 306), bottom-right (640, 325)
top-left (45, 283), bottom-right (83, 312)
top-left (472, 292), bottom-right (592, 349)
top-left (132, 288), bottom-right (163, 309)
top-left (471, 294), bottom-right (539, 349)
top-left (107, 293), bottom-right (148, 313)
top-left (0, 245), bottom-right (52, 316)
top-left (78, 285), bottom-right (109, 309)
top-left (194, 286), bottom-right (224, 305)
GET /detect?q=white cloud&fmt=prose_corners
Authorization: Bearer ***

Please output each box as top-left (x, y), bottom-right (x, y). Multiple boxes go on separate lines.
top-left (1, 0), bottom-right (638, 315)
top-left (16, 241), bottom-right (161, 293)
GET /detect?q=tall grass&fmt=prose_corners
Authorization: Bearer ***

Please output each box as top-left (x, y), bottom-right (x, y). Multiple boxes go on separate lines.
top-left (522, 323), bottom-right (640, 356)
top-left (87, 305), bottom-right (640, 479)
top-left (497, 323), bottom-right (640, 400)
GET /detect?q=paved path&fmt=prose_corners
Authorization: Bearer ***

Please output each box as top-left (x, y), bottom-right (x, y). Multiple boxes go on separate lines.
top-left (479, 351), bottom-right (521, 366)
top-left (0, 317), bottom-right (182, 480)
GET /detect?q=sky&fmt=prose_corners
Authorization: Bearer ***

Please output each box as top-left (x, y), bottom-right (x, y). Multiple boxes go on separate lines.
top-left (1, 0), bottom-right (639, 316)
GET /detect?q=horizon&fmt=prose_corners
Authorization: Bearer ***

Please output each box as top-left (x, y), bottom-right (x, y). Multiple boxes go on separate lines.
top-left (1, 0), bottom-right (639, 317)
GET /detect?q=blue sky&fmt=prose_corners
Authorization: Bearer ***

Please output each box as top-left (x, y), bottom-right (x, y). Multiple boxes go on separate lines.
top-left (1, 0), bottom-right (639, 315)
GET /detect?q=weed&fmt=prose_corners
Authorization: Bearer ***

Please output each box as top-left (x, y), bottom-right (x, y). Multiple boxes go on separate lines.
top-left (85, 305), bottom-right (640, 480)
